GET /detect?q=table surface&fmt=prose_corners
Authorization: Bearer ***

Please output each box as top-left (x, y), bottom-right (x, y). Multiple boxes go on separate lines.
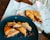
top-left (0, 0), bottom-right (49, 40)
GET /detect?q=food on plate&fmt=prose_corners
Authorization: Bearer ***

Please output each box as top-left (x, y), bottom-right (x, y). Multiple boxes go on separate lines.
top-left (17, 22), bottom-right (22, 25)
top-left (4, 22), bottom-right (32, 38)
top-left (17, 27), bottom-right (27, 37)
top-left (4, 25), bottom-right (19, 38)
top-left (13, 23), bottom-right (22, 28)
top-left (7, 22), bottom-right (16, 27)
top-left (13, 22), bottom-right (22, 28)
top-left (22, 22), bottom-right (32, 31)
top-left (24, 10), bottom-right (42, 23)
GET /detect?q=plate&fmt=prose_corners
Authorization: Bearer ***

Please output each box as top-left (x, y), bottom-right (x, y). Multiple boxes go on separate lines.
top-left (0, 16), bottom-right (38, 40)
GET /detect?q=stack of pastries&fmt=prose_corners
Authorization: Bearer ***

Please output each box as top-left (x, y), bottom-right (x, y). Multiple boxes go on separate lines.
top-left (4, 22), bottom-right (32, 38)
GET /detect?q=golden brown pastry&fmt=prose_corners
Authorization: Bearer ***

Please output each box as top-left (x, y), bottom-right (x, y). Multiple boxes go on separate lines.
top-left (22, 22), bottom-right (32, 31)
top-left (25, 10), bottom-right (35, 21)
top-left (4, 22), bottom-right (32, 38)
top-left (33, 10), bottom-right (41, 21)
top-left (13, 23), bottom-right (22, 28)
top-left (17, 27), bottom-right (27, 37)
top-left (4, 24), bottom-right (19, 38)
top-left (7, 22), bottom-right (16, 27)
top-left (24, 10), bottom-right (42, 23)
top-left (17, 22), bottom-right (22, 25)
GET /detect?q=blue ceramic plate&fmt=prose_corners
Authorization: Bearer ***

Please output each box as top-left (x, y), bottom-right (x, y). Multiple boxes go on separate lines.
top-left (0, 16), bottom-right (38, 40)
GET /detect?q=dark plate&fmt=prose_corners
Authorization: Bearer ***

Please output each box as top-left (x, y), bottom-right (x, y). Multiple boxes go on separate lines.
top-left (0, 16), bottom-right (38, 40)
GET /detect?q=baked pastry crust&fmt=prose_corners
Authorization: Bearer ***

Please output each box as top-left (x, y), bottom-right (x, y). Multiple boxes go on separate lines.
top-left (25, 10), bottom-right (42, 23)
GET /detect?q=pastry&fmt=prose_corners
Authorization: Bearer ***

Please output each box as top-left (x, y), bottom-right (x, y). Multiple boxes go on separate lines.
top-left (7, 22), bottom-right (16, 27)
top-left (17, 27), bottom-right (27, 37)
top-left (24, 10), bottom-right (42, 23)
top-left (4, 22), bottom-right (32, 38)
top-left (13, 23), bottom-right (22, 28)
top-left (4, 25), bottom-right (19, 38)
top-left (22, 22), bottom-right (32, 31)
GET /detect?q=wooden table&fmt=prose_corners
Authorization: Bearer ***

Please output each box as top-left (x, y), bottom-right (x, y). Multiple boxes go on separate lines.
top-left (0, 0), bottom-right (10, 20)
top-left (0, 0), bottom-right (49, 40)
